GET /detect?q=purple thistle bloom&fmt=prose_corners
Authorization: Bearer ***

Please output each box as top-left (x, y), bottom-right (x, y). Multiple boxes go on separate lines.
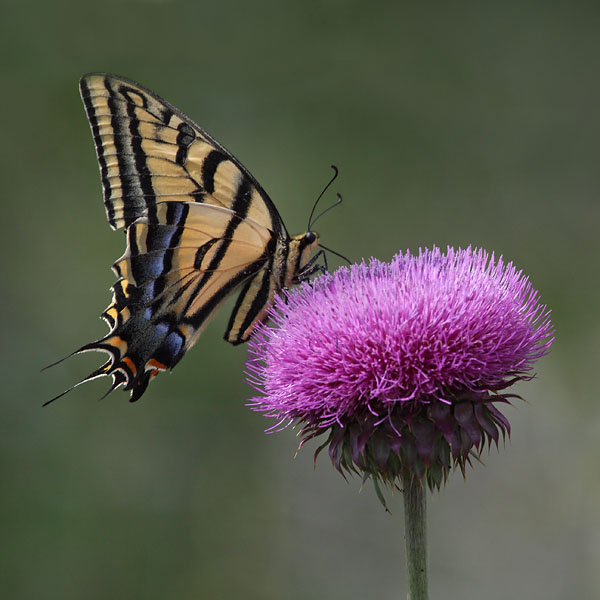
top-left (246, 247), bottom-right (554, 491)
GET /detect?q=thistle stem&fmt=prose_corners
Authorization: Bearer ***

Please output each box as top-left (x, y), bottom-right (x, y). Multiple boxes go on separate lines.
top-left (402, 472), bottom-right (429, 600)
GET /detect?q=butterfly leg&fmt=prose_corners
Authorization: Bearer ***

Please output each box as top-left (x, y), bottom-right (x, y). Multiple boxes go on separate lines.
top-left (296, 250), bottom-right (328, 283)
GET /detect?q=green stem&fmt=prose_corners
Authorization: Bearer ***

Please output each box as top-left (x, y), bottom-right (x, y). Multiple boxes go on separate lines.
top-left (402, 472), bottom-right (429, 600)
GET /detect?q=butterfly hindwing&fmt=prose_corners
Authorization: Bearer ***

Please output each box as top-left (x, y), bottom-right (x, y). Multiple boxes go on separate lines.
top-left (77, 201), bottom-right (274, 400)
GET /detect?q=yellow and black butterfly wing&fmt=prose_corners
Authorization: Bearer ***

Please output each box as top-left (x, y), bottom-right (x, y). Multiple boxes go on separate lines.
top-left (79, 73), bottom-right (288, 236)
top-left (58, 202), bottom-right (275, 402)
top-left (47, 74), bottom-right (302, 402)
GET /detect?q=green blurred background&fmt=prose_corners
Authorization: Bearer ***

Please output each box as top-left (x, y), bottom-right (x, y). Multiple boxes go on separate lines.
top-left (2, 1), bottom-right (598, 598)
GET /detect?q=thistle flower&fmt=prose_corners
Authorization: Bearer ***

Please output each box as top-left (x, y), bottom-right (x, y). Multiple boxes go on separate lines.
top-left (246, 247), bottom-right (553, 492)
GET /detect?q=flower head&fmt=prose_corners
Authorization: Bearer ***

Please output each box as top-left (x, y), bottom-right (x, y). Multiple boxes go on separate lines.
top-left (247, 247), bottom-right (553, 492)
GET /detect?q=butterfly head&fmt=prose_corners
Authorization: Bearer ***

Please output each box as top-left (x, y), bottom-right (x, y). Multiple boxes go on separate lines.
top-left (285, 230), bottom-right (321, 286)
top-left (303, 230), bottom-right (319, 248)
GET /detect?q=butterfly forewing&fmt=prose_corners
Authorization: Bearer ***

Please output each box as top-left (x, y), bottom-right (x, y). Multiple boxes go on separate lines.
top-left (79, 74), bottom-right (286, 233)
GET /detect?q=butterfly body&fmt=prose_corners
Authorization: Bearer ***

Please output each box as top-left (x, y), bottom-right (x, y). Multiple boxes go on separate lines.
top-left (51, 74), bottom-right (320, 402)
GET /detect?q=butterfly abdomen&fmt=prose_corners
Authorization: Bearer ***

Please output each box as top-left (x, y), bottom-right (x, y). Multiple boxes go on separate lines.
top-left (223, 231), bottom-right (321, 344)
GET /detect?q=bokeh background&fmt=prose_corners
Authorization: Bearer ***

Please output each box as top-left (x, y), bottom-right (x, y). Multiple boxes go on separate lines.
top-left (2, 1), bottom-right (598, 598)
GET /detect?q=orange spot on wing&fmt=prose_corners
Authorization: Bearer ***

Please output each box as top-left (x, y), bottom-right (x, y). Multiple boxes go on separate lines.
top-left (107, 336), bottom-right (128, 354)
top-left (145, 358), bottom-right (168, 372)
top-left (122, 357), bottom-right (137, 376)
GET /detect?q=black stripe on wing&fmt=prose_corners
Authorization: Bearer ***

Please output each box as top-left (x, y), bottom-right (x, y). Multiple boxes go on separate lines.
top-left (80, 77), bottom-right (115, 226)
top-left (224, 264), bottom-right (276, 344)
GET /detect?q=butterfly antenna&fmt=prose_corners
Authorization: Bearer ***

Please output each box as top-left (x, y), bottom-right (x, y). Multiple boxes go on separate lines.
top-left (310, 193), bottom-right (344, 231)
top-left (308, 165), bottom-right (339, 231)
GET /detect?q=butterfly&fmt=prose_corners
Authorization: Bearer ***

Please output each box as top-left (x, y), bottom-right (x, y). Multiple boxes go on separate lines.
top-left (47, 73), bottom-right (333, 403)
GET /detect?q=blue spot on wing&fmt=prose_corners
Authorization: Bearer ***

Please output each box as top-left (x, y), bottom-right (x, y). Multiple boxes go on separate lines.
top-left (153, 320), bottom-right (170, 340)
top-left (153, 328), bottom-right (185, 368)
top-left (131, 251), bottom-right (165, 282)
top-left (146, 224), bottom-right (177, 252)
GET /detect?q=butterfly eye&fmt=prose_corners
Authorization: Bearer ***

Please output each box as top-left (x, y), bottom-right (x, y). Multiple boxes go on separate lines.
top-left (305, 231), bottom-right (317, 244)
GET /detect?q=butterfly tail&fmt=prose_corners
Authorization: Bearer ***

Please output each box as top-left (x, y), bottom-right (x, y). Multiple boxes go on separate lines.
top-left (44, 304), bottom-right (187, 404)
top-left (74, 315), bottom-right (185, 402)
top-left (43, 360), bottom-right (113, 406)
